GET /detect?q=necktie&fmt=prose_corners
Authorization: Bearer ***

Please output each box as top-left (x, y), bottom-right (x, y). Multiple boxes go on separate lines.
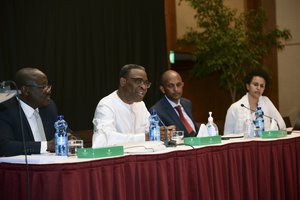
top-left (34, 110), bottom-right (46, 141)
top-left (175, 105), bottom-right (194, 134)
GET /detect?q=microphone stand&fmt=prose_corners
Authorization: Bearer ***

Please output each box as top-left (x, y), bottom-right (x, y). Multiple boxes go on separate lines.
top-left (163, 127), bottom-right (169, 147)
top-left (155, 112), bottom-right (176, 147)
top-left (240, 104), bottom-right (280, 130)
top-left (2, 81), bottom-right (30, 200)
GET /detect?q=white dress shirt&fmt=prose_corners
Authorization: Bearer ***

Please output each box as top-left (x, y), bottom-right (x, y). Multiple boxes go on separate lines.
top-left (19, 99), bottom-right (48, 153)
top-left (224, 93), bottom-right (286, 134)
top-left (92, 90), bottom-right (150, 147)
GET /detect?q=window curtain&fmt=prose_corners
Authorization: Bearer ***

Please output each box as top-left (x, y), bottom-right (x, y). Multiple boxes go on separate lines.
top-left (0, 0), bottom-right (167, 130)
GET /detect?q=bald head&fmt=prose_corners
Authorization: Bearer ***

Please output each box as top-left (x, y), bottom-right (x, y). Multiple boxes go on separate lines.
top-left (14, 68), bottom-right (46, 88)
top-left (161, 70), bottom-right (182, 84)
top-left (160, 70), bottom-right (184, 104)
top-left (14, 67), bottom-right (51, 109)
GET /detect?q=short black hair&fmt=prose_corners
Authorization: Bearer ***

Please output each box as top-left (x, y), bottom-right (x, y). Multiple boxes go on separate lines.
top-left (14, 67), bottom-right (42, 88)
top-left (244, 69), bottom-right (270, 86)
top-left (119, 64), bottom-right (145, 78)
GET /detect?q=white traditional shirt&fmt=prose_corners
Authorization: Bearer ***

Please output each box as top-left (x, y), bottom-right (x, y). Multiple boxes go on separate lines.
top-left (92, 90), bottom-right (150, 147)
top-left (224, 93), bottom-right (286, 134)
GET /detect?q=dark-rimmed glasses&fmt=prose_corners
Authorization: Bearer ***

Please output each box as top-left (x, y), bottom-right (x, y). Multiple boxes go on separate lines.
top-left (129, 78), bottom-right (151, 88)
top-left (26, 84), bottom-right (52, 91)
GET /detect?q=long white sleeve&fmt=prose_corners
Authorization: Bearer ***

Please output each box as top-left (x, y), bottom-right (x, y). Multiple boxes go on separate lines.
top-left (92, 91), bottom-right (150, 147)
top-left (224, 94), bottom-right (286, 135)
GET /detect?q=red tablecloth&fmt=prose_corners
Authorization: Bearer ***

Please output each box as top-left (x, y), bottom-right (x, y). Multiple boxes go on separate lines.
top-left (1, 137), bottom-right (300, 200)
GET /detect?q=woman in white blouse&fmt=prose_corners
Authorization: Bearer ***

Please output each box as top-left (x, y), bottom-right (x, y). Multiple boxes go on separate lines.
top-left (224, 69), bottom-right (286, 135)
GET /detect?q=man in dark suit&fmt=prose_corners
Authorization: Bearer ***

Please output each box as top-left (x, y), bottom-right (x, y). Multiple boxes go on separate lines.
top-left (0, 67), bottom-right (61, 156)
top-left (150, 70), bottom-right (198, 137)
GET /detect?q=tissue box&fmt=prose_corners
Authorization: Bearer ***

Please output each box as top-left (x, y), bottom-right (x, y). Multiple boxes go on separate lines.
top-left (184, 136), bottom-right (221, 146)
top-left (261, 130), bottom-right (287, 139)
top-left (77, 146), bottom-right (124, 158)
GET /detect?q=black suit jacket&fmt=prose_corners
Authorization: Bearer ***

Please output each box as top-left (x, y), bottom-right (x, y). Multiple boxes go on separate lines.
top-left (150, 96), bottom-right (199, 137)
top-left (0, 97), bottom-right (57, 156)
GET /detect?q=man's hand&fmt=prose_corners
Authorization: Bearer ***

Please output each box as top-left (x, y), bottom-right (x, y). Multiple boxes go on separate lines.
top-left (160, 125), bottom-right (176, 141)
top-left (145, 132), bottom-right (150, 141)
top-left (47, 133), bottom-right (77, 152)
top-left (67, 133), bottom-right (77, 140)
top-left (47, 139), bottom-right (55, 152)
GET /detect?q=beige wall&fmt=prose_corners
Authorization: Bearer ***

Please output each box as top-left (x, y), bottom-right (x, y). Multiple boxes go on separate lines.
top-left (276, 0), bottom-right (300, 125)
top-left (176, 0), bottom-right (245, 38)
top-left (175, 0), bottom-right (300, 126)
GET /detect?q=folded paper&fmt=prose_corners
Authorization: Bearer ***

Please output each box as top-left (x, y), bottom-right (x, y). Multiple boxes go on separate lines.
top-left (197, 123), bottom-right (208, 137)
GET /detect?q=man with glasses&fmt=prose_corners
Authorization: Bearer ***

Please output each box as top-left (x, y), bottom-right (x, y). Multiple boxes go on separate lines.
top-left (0, 67), bottom-right (64, 156)
top-left (150, 70), bottom-right (198, 137)
top-left (92, 64), bottom-right (151, 147)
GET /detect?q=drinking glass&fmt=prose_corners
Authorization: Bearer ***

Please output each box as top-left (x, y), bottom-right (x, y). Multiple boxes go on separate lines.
top-left (68, 140), bottom-right (83, 156)
top-left (171, 131), bottom-right (184, 144)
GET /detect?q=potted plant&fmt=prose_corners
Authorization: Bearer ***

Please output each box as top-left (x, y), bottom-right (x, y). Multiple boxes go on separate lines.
top-left (178, 0), bottom-right (291, 102)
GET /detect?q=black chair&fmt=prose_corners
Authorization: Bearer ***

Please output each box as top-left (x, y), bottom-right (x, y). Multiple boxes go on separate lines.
top-left (283, 116), bottom-right (292, 128)
top-left (293, 111), bottom-right (300, 130)
top-left (76, 130), bottom-right (93, 148)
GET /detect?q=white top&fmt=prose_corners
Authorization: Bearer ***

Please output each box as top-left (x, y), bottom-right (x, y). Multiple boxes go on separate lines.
top-left (224, 93), bottom-right (286, 135)
top-left (92, 90), bottom-right (150, 147)
top-left (19, 99), bottom-right (47, 153)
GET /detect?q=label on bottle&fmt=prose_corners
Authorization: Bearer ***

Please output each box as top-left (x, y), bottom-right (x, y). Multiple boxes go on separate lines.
top-left (207, 124), bottom-right (216, 136)
top-left (149, 126), bottom-right (160, 141)
top-left (55, 136), bottom-right (68, 156)
top-left (254, 118), bottom-right (264, 137)
top-left (149, 114), bottom-right (160, 141)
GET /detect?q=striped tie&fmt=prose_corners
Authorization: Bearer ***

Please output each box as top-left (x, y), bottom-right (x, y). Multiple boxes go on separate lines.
top-left (175, 105), bottom-right (193, 134)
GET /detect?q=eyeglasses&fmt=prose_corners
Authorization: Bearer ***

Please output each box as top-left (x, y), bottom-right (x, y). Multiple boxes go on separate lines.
top-left (26, 84), bottom-right (52, 91)
top-left (129, 78), bottom-right (151, 88)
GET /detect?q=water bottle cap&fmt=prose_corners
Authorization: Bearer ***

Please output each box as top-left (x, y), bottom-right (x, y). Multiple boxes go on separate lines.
top-left (151, 109), bottom-right (157, 115)
top-left (57, 115), bottom-right (64, 120)
top-left (208, 111), bottom-right (213, 122)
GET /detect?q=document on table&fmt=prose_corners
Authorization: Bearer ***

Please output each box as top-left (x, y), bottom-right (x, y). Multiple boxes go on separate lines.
top-left (0, 153), bottom-right (68, 164)
top-left (122, 141), bottom-right (167, 154)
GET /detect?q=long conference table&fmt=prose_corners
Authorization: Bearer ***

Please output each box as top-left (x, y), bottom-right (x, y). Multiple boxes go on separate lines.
top-left (1, 132), bottom-right (300, 200)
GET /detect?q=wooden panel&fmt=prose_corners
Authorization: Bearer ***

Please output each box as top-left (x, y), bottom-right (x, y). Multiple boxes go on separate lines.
top-left (164, 0), bottom-right (279, 126)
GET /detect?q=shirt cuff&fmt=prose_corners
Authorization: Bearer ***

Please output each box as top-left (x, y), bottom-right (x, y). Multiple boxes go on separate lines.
top-left (133, 133), bottom-right (146, 142)
top-left (40, 141), bottom-right (48, 153)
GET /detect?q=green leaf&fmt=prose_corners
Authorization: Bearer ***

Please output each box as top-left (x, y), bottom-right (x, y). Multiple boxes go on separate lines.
top-left (178, 0), bottom-right (291, 101)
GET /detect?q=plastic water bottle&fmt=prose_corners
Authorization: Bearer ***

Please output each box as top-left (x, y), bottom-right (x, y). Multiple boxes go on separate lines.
top-left (54, 115), bottom-right (68, 156)
top-left (149, 110), bottom-right (160, 141)
top-left (254, 107), bottom-right (264, 137)
top-left (206, 112), bottom-right (219, 136)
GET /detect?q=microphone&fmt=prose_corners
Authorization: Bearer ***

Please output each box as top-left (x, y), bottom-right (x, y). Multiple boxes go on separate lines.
top-left (0, 81), bottom-right (17, 103)
top-left (240, 104), bottom-right (280, 130)
top-left (154, 112), bottom-right (176, 147)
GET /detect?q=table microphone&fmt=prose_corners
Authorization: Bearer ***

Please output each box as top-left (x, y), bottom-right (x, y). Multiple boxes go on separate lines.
top-left (240, 104), bottom-right (280, 130)
top-left (155, 113), bottom-right (176, 147)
